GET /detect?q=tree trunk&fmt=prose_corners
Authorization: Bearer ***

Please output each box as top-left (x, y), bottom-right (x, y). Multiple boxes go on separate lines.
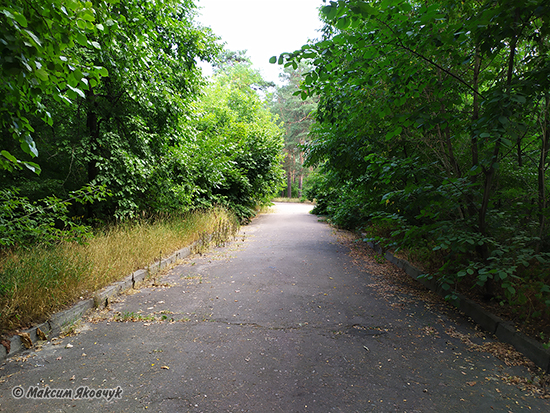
top-left (298, 151), bottom-right (304, 197)
top-left (87, 109), bottom-right (99, 184)
top-left (537, 93), bottom-right (549, 252)
top-left (478, 13), bottom-right (519, 297)
top-left (85, 88), bottom-right (100, 218)
top-left (287, 170), bottom-right (292, 198)
top-left (479, 15), bottom-right (518, 236)
top-left (468, 50), bottom-right (481, 220)
top-left (86, 87), bottom-right (99, 183)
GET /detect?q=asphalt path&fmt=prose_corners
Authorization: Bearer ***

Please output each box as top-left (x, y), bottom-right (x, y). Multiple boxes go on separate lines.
top-left (0, 202), bottom-right (549, 412)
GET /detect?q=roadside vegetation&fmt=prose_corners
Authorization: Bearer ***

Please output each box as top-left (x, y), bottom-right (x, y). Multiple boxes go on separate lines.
top-left (0, 1), bottom-right (284, 334)
top-left (272, 0), bottom-right (550, 342)
top-left (0, 208), bottom-right (238, 333)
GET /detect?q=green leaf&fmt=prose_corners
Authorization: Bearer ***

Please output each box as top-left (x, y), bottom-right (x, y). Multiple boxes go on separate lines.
top-left (68, 85), bottom-right (85, 99)
top-left (23, 161), bottom-right (41, 175)
top-left (336, 16), bottom-right (350, 30)
top-left (23, 135), bottom-right (38, 157)
top-left (96, 66), bottom-right (109, 77)
top-left (380, 0), bottom-right (399, 8)
top-left (501, 138), bottom-right (512, 147)
top-left (1, 150), bottom-right (18, 164)
top-left (35, 68), bottom-right (49, 81)
top-left (269, 56), bottom-right (277, 64)
top-left (1, 9), bottom-right (14, 20)
top-left (384, 127), bottom-right (402, 141)
top-left (321, 6), bottom-right (336, 19)
top-left (358, 3), bottom-right (378, 16)
top-left (24, 29), bottom-right (42, 46)
top-left (73, 68), bottom-right (83, 82)
top-left (511, 94), bottom-right (526, 104)
top-left (65, 0), bottom-right (79, 11)
top-left (75, 33), bottom-right (88, 47)
top-left (81, 11), bottom-right (95, 22)
top-left (12, 11), bottom-right (28, 27)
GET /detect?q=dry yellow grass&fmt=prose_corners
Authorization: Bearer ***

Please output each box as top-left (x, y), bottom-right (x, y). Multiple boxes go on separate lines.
top-left (0, 207), bottom-right (238, 333)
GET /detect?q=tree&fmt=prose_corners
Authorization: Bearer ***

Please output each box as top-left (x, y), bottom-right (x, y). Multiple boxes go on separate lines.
top-left (1, 0), bottom-right (222, 219)
top-left (272, 0), bottom-right (550, 313)
top-left (270, 63), bottom-right (317, 198)
top-left (0, 0), bottom-right (110, 173)
top-left (72, 0), bottom-right (220, 218)
top-left (194, 52), bottom-right (285, 218)
top-left (213, 49), bottom-right (276, 95)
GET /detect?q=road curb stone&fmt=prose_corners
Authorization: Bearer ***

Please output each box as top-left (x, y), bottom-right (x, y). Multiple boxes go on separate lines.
top-left (367, 240), bottom-right (550, 373)
top-left (1, 239), bottom-right (206, 361)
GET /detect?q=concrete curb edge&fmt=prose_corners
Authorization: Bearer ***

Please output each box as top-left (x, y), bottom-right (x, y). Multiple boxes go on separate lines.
top-left (366, 241), bottom-right (550, 373)
top-left (0, 240), bottom-right (205, 361)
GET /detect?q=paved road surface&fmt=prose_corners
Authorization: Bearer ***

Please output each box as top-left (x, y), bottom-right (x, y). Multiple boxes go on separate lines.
top-left (0, 202), bottom-right (548, 412)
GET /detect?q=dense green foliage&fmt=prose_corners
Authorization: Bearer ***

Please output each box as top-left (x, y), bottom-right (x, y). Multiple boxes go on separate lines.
top-left (273, 0), bottom-right (550, 317)
top-left (0, 0), bottom-right (108, 174)
top-left (193, 57), bottom-right (285, 219)
top-left (1, 0), bottom-right (285, 249)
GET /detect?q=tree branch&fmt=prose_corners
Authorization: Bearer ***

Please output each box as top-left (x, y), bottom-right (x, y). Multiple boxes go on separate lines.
top-left (372, 15), bottom-right (485, 100)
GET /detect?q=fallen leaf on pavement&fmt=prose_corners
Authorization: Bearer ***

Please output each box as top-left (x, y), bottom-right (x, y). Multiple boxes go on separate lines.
top-left (18, 333), bottom-right (32, 349)
top-left (36, 327), bottom-right (47, 341)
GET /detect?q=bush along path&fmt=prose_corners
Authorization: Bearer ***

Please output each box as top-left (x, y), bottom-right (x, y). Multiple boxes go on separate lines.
top-left (0, 203), bottom-right (549, 412)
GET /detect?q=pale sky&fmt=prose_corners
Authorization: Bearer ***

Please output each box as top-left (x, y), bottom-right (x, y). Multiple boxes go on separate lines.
top-left (196, 0), bottom-right (324, 84)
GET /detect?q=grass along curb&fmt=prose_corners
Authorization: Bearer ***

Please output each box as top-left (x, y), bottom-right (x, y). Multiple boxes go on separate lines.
top-left (0, 230), bottom-right (225, 361)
